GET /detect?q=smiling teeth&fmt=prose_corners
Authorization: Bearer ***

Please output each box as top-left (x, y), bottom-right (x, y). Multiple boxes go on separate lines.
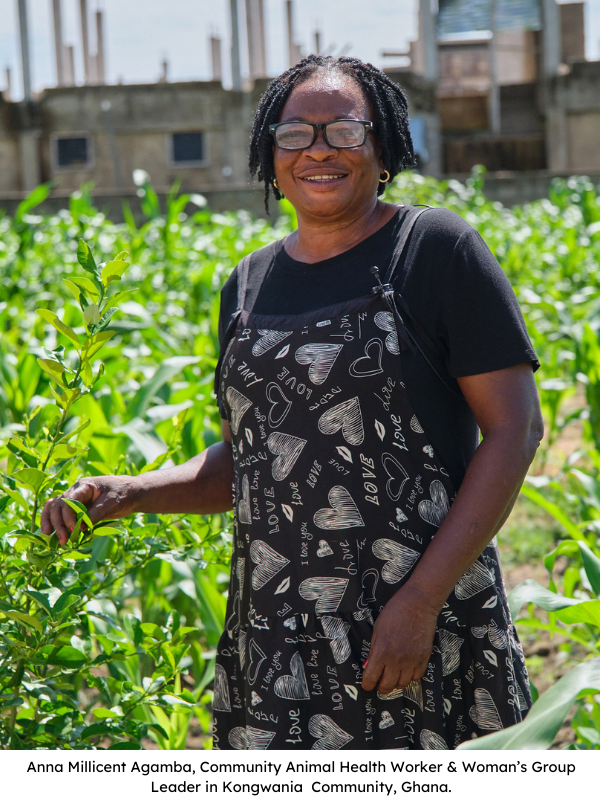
top-left (303, 175), bottom-right (343, 181)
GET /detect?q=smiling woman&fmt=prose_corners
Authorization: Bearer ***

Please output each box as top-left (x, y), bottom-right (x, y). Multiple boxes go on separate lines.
top-left (42, 55), bottom-right (543, 752)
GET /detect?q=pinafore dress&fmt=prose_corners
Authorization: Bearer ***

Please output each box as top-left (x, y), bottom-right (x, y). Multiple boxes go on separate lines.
top-left (213, 207), bottom-right (531, 750)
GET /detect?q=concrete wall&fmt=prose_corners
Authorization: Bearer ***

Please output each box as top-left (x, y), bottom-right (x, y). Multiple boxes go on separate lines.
top-left (383, 69), bottom-right (441, 177)
top-left (496, 30), bottom-right (538, 86)
top-left (36, 81), bottom-right (261, 194)
top-left (0, 74), bottom-right (441, 204)
top-left (560, 3), bottom-right (585, 63)
top-left (546, 60), bottom-right (600, 172)
top-left (438, 31), bottom-right (539, 97)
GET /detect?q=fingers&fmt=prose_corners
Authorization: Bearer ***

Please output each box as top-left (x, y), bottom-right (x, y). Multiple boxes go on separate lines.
top-left (40, 480), bottom-right (101, 545)
top-left (361, 650), bottom-right (428, 695)
top-left (47, 498), bottom-right (71, 546)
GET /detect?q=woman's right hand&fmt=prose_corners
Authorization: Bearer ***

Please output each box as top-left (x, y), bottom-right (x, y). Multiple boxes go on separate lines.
top-left (40, 475), bottom-right (139, 546)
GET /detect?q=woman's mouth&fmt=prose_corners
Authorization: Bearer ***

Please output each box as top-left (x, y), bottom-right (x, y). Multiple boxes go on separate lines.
top-left (300, 173), bottom-right (347, 184)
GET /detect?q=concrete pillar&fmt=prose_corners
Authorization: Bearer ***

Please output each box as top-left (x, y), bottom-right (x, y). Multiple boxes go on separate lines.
top-left (542, 0), bottom-right (561, 77)
top-left (64, 45), bottom-right (75, 86)
top-left (286, 0), bottom-right (295, 68)
top-left (210, 36), bottom-right (223, 82)
top-left (80, 0), bottom-right (91, 84)
top-left (488, 0), bottom-right (501, 135)
top-left (246, 0), bottom-right (267, 79)
top-left (418, 0), bottom-right (438, 82)
top-left (96, 11), bottom-right (106, 84)
top-left (546, 106), bottom-right (568, 171)
top-left (17, 0), bottom-right (32, 100)
top-left (230, 0), bottom-right (242, 90)
top-left (314, 30), bottom-right (321, 56)
top-left (159, 58), bottom-right (169, 83)
top-left (52, 0), bottom-right (66, 86)
top-left (19, 130), bottom-right (41, 190)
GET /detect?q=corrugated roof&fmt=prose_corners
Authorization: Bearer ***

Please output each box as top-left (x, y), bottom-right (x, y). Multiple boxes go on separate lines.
top-left (438, 0), bottom-right (542, 37)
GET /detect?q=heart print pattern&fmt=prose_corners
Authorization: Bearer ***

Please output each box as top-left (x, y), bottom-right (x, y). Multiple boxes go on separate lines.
top-left (214, 285), bottom-right (531, 751)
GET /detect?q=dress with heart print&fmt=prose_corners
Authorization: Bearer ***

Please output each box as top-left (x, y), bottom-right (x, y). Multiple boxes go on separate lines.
top-left (213, 255), bottom-right (531, 751)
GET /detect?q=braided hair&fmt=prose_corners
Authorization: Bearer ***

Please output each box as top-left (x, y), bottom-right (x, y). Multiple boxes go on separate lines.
top-left (249, 54), bottom-right (415, 213)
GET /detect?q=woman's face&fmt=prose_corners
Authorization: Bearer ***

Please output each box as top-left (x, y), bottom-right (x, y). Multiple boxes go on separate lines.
top-left (272, 71), bottom-right (384, 222)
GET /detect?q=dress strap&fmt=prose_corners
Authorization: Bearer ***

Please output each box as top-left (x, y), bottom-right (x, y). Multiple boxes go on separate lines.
top-left (373, 206), bottom-right (465, 400)
top-left (213, 253), bottom-right (252, 411)
top-left (236, 253), bottom-right (252, 314)
top-left (383, 205), bottom-right (432, 285)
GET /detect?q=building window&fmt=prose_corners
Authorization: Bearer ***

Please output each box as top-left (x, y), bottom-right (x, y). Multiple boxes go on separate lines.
top-left (56, 136), bottom-right (90, 168)
top-left (171, 132), bottom-right (205, 165)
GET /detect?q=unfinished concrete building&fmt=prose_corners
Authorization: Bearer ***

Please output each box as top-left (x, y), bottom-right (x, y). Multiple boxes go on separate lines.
top-left (0, 0), bottom-right (439, 215)
top-left (389, 0), bottom-right (599, 198)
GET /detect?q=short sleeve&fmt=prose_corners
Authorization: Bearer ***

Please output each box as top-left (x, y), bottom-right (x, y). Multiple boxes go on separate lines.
top-left (438, 227), bottom-right (539, 378)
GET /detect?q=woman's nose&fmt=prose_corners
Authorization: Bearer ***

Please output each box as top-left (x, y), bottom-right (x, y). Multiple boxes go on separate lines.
top-left (303, 129), bottom-right (337, 158)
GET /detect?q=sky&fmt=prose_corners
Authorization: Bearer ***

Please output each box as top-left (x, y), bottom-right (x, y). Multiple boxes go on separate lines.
top-left (0, 0), bottom-right (599, 99)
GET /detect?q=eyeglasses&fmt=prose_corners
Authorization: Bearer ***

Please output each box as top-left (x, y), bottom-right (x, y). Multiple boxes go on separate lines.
top-left (269, 119), bottom-right (374, 150)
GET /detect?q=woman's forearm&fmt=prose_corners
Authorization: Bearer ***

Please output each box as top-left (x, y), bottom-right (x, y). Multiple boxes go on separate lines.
top-left (401, 424), bottom-right (541, 614)
top-left (130, 441), bottom-right (235, 516)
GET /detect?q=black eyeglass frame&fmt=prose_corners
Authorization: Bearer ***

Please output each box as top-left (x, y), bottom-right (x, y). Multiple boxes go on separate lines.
top-left (268, 119), bottom-right (374, 150)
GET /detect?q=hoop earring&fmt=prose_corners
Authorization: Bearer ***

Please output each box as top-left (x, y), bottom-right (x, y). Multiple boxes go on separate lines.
top-left (273, 178), bottom-right (280, 189)
top-left (379, 170), bottom-right (391, 184)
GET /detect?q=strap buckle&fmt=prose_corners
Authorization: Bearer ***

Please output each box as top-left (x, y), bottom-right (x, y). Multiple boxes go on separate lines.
top-left (370, 266), bottom-right (393, 295)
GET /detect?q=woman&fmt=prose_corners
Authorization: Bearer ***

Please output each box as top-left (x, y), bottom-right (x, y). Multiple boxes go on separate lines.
top-left (42, 55), bottom-right (543, 750)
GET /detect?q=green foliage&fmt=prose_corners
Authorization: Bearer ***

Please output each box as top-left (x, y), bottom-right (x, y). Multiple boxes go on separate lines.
top-left (0, 233), bottom-right (232, 748)
top-left (2, 169), bottom-right (600, 748)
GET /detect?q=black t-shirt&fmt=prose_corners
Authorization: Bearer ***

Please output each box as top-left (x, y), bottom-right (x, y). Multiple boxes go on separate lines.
top-left (217, 206), bottom-right (539, 491)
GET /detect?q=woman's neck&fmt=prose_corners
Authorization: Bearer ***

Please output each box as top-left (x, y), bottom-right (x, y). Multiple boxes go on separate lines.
top-left (283, 200), bottom-right (400, 264)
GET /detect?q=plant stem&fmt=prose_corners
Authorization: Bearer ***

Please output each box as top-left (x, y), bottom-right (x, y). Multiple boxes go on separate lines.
top-left (30, 360), bottom-right (83, 533)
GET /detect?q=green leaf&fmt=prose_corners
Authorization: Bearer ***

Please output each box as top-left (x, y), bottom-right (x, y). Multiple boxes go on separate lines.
top-left (0, 696), bottom-right (25, 709)
top-left (1, 487), bottom-right (28, 512)
top-left (508, 579), bottom-right (584, 619)
top-left (26, 587), bottom-right (61, 614)
top-left (62, 498), bottom-right (93, 529)
top-left (81, 723), bottom-right (114, 739)
top-left (544, 540), bottom-right (579, 577)
top-left (579, 541), bottom-right (600, 597)
top-left (457, 658), bottom-right (600, 750)
top-left (47, 443), bottom-right (88, 463)
top-left (77, 238), bottom-right (99, 277)
top-left (52, 592), bottom-right (82, 615)
top-left (83, 330), bottom-right (117, 359)
top-left (40, 644), bottom-right (87, 668)
top-left (8, 437), bottom-right (38, 460)
top-left (92, 525), bottom-right (125, 537)
top-left (126, 356), bottom-right (201, 421)
top-left (108, 742), bottom-right (142, 750)
top-left (91, 306), bottom-right (119, 335)
top-left (556, 600), bottom-right (600, 627)
top-left (2, 610), bottom-right (43, 634)
top-left (521, 483), bottom-right (586, 541)
top-left (577, 726), bottom-right (600, 746)
top-left (57, 418), bottom-right (91, 445)
top-left (83, 304), bottom-right (101, 326)
top-left (101, 259), bottom-right (129, 288)
top-left (147, 722), bottom-right (169, 740)
top-left (13, 468), bottom-right (48, 492)
top-left (37, 309), bottom-right (80, 349)
top-left (63, 279), bottom-right (81, 302)
top-left (69, 276), bottom-right (100, 297)
top-left (93, 708), bottom-right (119, 720)
top-left (15, 184), bottom-right (50, 222)
top-left (37, 358), bottom-right (66, 385)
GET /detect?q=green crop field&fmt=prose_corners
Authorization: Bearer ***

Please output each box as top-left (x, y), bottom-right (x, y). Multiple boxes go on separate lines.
top-left (1, 169), bottom-right (600, 750)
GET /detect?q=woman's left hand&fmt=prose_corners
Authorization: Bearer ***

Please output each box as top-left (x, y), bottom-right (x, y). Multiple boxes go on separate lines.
top-left (361, 585), bottom-right (440, 695)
